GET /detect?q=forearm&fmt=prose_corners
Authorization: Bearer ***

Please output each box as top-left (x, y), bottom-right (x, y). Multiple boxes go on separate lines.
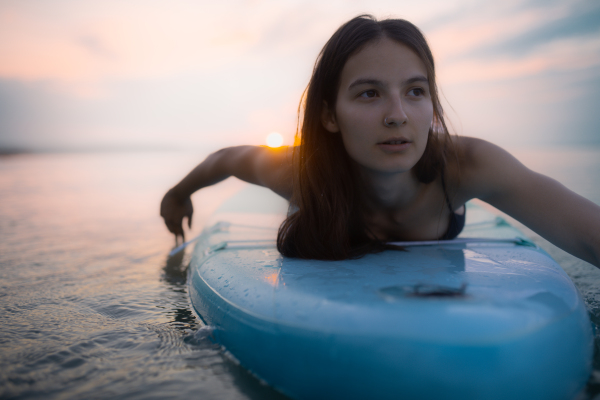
top-left (170, 146), bottom-right (267, 198)
top-left (570, 199), bottom-right (600, 268)
top-left (459, 137), bottom-right (600, 268)
top-left (488, 176), bottom-right (600, 268)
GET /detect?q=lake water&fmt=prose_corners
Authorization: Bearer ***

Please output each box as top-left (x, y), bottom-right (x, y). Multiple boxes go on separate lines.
top-left (1, 147), bottom-right (600, 399)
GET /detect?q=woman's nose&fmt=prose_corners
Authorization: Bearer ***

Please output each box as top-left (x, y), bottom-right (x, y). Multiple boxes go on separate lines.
top-left (383, 97), bottom-right (407, 128)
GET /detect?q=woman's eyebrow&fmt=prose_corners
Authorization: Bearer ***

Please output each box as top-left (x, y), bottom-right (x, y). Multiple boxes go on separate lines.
top-left (347, 75), bottom-right (429, 90)
top-left (348, 78), bottom-right (383, 90)
top-left (405, 75), bottom-right (429, 85)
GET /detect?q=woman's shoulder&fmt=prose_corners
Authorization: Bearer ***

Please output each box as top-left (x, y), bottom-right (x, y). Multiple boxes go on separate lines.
top-left (451, 135), bottom-right (494, 160)
top-left (449, 136), bottom-right (516, 172)
top-left (255, 145), bottom-right (295, 199)
top-left (446, 136), bottom-right (526, 201)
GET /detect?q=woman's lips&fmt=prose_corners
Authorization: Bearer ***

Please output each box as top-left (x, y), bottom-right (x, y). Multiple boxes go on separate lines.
top-left (377, 139), bottom-right (411, 152)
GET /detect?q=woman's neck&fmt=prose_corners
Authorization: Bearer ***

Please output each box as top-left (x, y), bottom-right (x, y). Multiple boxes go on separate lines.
top-left (358, 168), bottom-right (424, 211)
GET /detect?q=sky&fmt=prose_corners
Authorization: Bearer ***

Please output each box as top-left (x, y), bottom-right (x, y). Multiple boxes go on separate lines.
top-left (0, 0), bottom-right (598, 152)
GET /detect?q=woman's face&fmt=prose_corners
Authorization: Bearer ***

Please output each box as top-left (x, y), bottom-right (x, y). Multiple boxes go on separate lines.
top-left (323, 37), bottom-right (434, 175)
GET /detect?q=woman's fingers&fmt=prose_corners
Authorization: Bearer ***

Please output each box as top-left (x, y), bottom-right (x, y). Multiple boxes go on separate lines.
top-left (165, 218), bottom-right (182, 236)
top-left (184, 197), bottom-right (194, 230)
top-left (160, 190), bottom-right (193, 243)
top-left (167, 220), bottom-right (185, 244)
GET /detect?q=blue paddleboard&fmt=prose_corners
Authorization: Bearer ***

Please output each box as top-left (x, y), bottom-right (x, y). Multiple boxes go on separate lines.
top-left (188, 184), bottom-right (593, 400)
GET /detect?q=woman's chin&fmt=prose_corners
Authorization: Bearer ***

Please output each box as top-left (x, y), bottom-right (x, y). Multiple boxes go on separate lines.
top-left (355, 161), bottom-right (418, 176)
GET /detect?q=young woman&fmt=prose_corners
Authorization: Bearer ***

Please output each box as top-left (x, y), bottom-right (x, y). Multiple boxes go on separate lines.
top-left (160, 15), bottom-right (600, 266)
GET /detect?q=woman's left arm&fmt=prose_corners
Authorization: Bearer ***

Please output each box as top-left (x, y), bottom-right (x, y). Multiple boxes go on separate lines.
top-left (458, 137), bottom-right (600, 268)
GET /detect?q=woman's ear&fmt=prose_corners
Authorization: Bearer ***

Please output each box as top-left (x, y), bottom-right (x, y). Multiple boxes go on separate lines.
top-left (321, 102), bottom-right (339, 133)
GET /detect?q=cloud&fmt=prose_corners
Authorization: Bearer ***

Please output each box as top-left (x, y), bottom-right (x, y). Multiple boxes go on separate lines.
top-left (427, 0), bottom-right (600, 104)
top-left (467, 0), bottom-right (600, 59)
top-left (76, 35), bottom-right (116, 59)
top-left (413, 0), bottom-right (600, 146)
top-left (0, 0), bottom-right (599, 152)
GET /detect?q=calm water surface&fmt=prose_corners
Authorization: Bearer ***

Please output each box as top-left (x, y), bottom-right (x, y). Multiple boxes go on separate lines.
top-left (1, 147), bottom-right (600, 399)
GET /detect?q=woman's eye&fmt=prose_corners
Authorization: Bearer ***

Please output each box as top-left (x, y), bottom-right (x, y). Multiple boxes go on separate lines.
top-left (408, 88), bottom-right (425, 97)
top-left (360, 90), bottom-right (378, 98)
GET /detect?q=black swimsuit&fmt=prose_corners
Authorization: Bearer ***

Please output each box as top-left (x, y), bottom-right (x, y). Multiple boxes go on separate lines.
top-left (439, 172), bottom-right (466, 240)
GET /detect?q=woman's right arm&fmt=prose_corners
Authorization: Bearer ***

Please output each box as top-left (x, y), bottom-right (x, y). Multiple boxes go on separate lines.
top-left (160, 145), bottom-right (293, 240)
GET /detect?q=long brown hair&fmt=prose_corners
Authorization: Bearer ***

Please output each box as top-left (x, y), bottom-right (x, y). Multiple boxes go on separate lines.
top-left (277, 15), bottom-right (453, 260)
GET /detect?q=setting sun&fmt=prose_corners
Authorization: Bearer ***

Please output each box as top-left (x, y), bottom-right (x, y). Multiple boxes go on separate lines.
top-left (266, 132), bottom-right (284, 148)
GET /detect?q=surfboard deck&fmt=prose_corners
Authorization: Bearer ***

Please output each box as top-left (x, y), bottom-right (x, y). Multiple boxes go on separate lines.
top-left (188, 184), bottom-right (593, 400)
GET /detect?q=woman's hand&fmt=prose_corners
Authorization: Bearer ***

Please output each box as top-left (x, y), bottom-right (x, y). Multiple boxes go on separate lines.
top-left (160, 188), bottom-right (193, 242)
